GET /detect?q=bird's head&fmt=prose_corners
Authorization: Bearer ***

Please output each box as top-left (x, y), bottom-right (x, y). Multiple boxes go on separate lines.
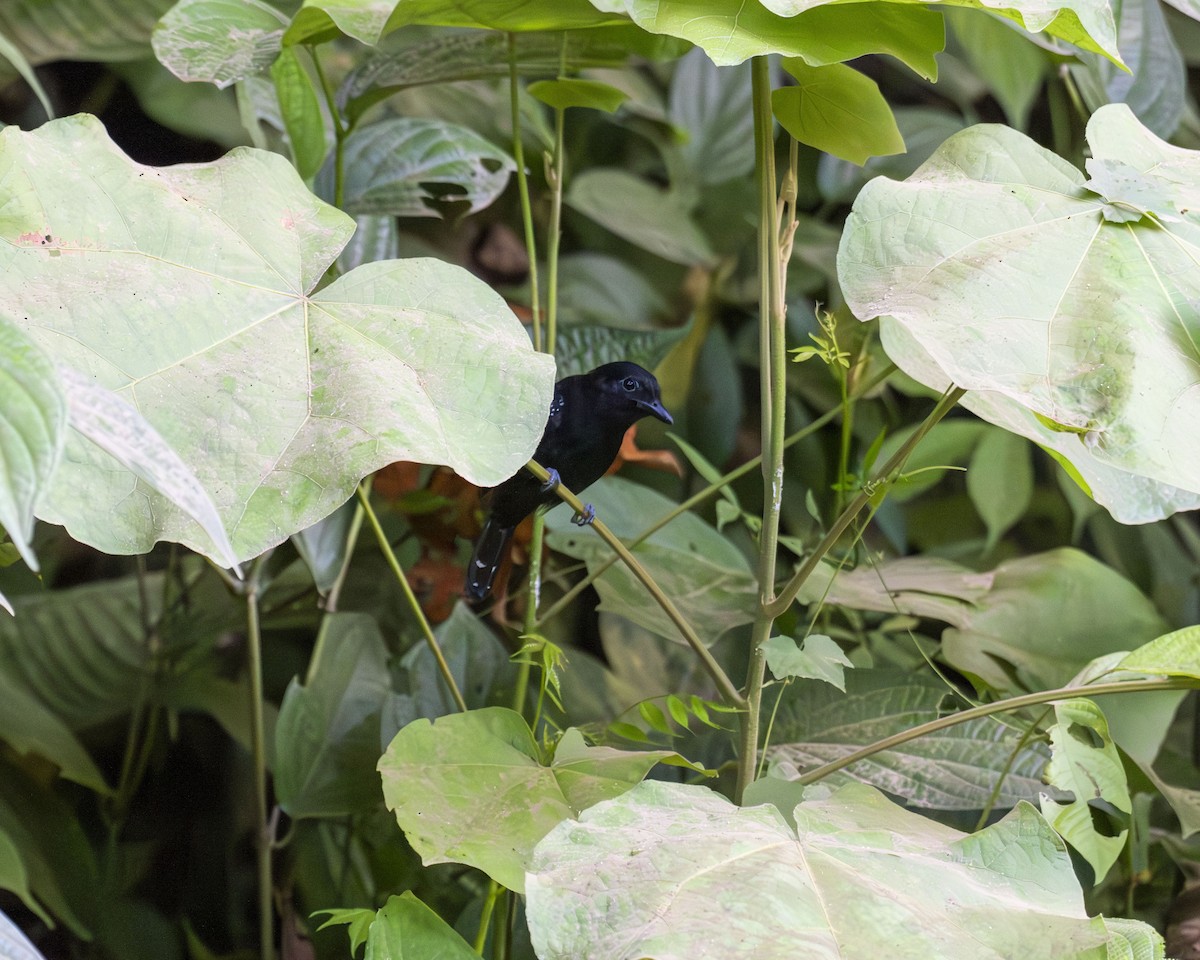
top-left (587, 362), bottom-right (673, 426)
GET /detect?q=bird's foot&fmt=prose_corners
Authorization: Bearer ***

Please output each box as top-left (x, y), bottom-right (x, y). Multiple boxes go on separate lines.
top-left (571, 503), bottom-right (596, 526)
top-left (539, 468), bottom-right (561, 493)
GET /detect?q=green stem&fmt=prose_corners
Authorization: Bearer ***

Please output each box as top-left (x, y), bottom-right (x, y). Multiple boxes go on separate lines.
top-left (526, 460), bottom-right (746, 709)
top-left (508, 33), bottom-right (543, 352)
top-left (973, 707), bottom-right (1051, 832)
top-left (309, 46), bottom-right (347, 209)
top-left (474, 880), bottom-right (501, 955)
top-left (545, 106), bottom-right (565, 356)
top-left (356, 483), bottom-right (468, 713)
top-left (736, 55), bottom-right (787, 804)
top-left (245, 554), bottom-right (274, 960)
top-left (766, 385), bottom-right (967, 620)
top-left (305, 498), bottom-right (366, 685)
top-left (795, 678), bottom-right (1197, 787)
top-left (513, 512), bottom-right (546, 715)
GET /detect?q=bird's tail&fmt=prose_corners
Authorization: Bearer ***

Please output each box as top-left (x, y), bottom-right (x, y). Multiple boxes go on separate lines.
top-left (465, 518), bottom-right (514, 601)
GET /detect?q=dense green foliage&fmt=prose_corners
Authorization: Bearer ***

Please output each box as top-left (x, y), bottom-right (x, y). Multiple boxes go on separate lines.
top-left (0, 1), bottom-right (1199, 959)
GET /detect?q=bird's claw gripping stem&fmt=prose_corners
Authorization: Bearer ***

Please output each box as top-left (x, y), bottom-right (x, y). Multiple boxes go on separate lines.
top-left (571, 503), bottom-right (596, 526)
top-left (539, 468), bottom-right (561, 493)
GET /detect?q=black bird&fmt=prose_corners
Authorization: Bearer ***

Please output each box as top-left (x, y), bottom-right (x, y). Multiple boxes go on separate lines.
top-left (465, 361), bottom-right (673, 601)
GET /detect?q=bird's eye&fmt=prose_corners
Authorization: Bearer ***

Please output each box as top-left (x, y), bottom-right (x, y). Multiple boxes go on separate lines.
top-left (622, 377), bottom-right (638, 391)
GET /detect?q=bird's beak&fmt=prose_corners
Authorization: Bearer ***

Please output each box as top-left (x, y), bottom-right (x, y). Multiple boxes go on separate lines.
top-left (636, 398), bottom-right (673, 425)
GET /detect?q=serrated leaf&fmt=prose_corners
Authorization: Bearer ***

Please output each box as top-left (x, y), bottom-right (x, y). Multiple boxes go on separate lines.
top-left (271, 46), bottom-right (327, 179)
top-left (0, 115), bottom-right (554, 563)
top-left (773, 60), bottom-right (905, 165)
top-left (153, 0), bottom-right (287, 88)
top-left (839, 104), bottom-right (1200, 523)
top-left (567, 168), bottom-right (715, 266)
top-left (378, 708), bottom-right (689, 891)
top-left (767, 670), bottom-right (1054, 810)
top-left (0, 317), bottom-right (64, 571)
top-left (529, 78), bottom-right (628, 113)
top-left (526, 780), bottom-right (1161, 960)
top-left (326, 116), bottom-right (515, 218)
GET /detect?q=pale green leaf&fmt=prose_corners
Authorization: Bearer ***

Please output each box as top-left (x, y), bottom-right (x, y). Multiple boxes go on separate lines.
top-left (378, 707), bottom-right (684, 891)
top-left (329, 117), bottom-right (515, 218)
top-left (966, 427), bottom-right (1033, 550)
top-left (1118, 625), bottom-right (1200, 678)
top-left (527, 780), bottom-right (1161, 960)
top-left (528, 78), bottom-right (628, 113)
top-left (0, 31), bottom-right (53, 120)
top-left (822, 550), bottom-right (1167, 693)
top-left (567, 169), bottom-right (715, 266)
top-left (1043, 699), bottom-right (1130, 880)
top-left (0, 115), bottom-right (554, 562)
top-left (545, 477), bottom-right (758, 647)
top-left (271, 46), bottom-right (327, 179)
top-left (56, 365), bottom-right (239, 571)
top-left (0, 899), bottom-right (49, 959)
top-left (152, 0), bottom-right (286, 88)
top-left (763, 634), bottom-right (852, 689)
top-left (0, 317), bottom-right (64, 571)
top-left (773, 60), bottom-right (905, 165)
top-left (839, 104), bottom-right (1200, 523)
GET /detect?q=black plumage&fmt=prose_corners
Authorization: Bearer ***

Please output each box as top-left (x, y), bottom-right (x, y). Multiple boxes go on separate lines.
top-left (465, 361), bottom-right (673, 601)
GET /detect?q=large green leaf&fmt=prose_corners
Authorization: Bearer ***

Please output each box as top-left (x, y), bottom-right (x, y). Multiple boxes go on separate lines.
top-left (767, 670), bottom-right (1053, 809)
top-left (0, 565), bottom-right (239, 731)
top-left (319, 892), bottom-right (479, 960)
top-left (275, 613), bottom-right (392, 819)
top-left (667, 48), bottom-right (753, 186)
top-left (0, 115), bottom-right (555, 562)
top-left (0, 317), bottom-right (64, 570)
top-left (327, 117), bottom-right (515, 219)
top-left (526, 780), bottom-right (1162, 960)
top-left (553, 322), bottom-right (690, 378)
top-left (773, 59), bottom-right (905, 165)
top-left (152, 0), bottom-right (287, 88)
top-left (378, 707), bottom-right (689, 891)
top-left (567, 169), bottom-right (716, 266)
top-left (0, 0), bottom-right (173, 66)
top-left (0, 672), bottom-right (108, 794)
top-left (839, 104), bottom-right (1200, 523)
top-left (822, 549), bottom-right (1168, 693)
top-left (591, 0), bottom-right (946, 74)
top-left (284, 0), bottom-right (622, 46)
top-left (545, 477), bottom-right (758, 647)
